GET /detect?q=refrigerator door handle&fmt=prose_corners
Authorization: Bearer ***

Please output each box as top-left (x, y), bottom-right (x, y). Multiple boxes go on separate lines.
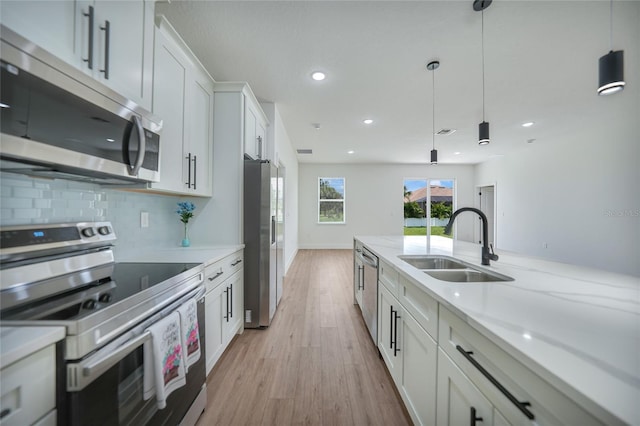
top-left (271, 215), bottom-right (276, 244)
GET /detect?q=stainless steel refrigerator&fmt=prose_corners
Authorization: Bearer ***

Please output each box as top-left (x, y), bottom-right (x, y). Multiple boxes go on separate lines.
top-left (243, 159), bottom-right (284, 328)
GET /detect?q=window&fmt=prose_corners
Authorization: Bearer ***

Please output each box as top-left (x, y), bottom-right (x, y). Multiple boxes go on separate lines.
top-left (318, 177), bottom-right (345, 223)
top-left (403, 179), bottom-right (455, 237)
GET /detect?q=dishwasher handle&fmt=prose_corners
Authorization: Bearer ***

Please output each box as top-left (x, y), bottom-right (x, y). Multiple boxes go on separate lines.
top-left (359, 250), bottom-right (378, 268)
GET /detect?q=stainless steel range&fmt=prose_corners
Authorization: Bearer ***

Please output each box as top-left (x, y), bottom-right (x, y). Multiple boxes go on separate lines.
top-left (0, 222), bottom-right (207, 426)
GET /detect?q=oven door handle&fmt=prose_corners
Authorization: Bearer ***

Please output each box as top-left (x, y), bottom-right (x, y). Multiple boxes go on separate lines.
top-left (82, 331), bottom-right (151, 378)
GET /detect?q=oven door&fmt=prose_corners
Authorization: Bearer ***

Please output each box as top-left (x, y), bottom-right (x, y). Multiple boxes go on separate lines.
top-left (65, 291), bottom-right (206, 426)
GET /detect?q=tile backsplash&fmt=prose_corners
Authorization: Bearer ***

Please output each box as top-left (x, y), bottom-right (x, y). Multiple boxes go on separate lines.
top-left (1, 173), bottom-right (197, 251)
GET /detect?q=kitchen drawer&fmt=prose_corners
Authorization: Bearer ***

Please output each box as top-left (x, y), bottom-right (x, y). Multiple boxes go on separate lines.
top-left (379, 258), bottom-right (399, 295)
top-left (0, 345), bottom-right (56, 426)
top-left (439, 306), bottom-right (603, 426)
top-left (205, 260), bottom-right (226, 293)
top-left (225, 251), bottom-right (244, 277)
top-left (398, 274), bottom-right (438, 341)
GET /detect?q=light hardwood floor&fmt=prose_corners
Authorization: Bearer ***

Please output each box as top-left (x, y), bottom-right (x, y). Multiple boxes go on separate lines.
top-left (197, 249), bottom-right (412, 426)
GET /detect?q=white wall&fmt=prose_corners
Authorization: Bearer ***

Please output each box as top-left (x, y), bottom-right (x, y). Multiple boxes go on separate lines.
top-left (261, 102), bottom-right (299, 272)
top-left (299, 163), bottom-right (476, 249)
top-left (475, 93), bottom-right (640, 276)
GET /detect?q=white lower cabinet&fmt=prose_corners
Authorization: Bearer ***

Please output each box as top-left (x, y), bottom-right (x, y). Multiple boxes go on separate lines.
top-left (0, 344), bottom-right (56, 426)
top-left (204, 251), bottom-right (244, 375)
top-left (437, 348), bottom-right (498, 426)
top-left (378, 283), bottom-right (437, 426)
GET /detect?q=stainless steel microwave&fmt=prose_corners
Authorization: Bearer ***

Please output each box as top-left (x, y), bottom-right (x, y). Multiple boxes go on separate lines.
top-left (0, 26), bottom-right (162, 184)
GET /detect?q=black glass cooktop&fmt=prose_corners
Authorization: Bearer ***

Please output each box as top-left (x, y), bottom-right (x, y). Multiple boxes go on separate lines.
top-left (0, 262), bottom-right (201, 321)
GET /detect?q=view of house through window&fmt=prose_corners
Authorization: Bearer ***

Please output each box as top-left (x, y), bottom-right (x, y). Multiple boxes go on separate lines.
top-left (318, 177), bottom-right (345, 223)
top-left (403, 179), bottom-right (454, 236)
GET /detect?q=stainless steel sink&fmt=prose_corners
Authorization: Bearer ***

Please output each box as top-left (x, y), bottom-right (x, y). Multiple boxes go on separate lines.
top-left (398, 255), bottom-right (514, 282)
top-left (398, 255), bottom-right (468, 270)
top-left (423, 269), bottom-right (513, 282)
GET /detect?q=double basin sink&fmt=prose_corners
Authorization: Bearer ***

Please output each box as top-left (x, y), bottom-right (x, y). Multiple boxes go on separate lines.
top-left (398, 255), bottom-right (513, 282)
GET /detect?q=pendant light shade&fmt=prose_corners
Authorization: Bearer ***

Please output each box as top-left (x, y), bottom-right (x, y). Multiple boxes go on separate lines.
top-left (598, 0), bottom-right (625, 96)
top-left (598, 50), bottom-right (625, 95)
top-left (478, 121), bottom-right (490, 145)
top-left (430, 149), bottom-right (438, 164)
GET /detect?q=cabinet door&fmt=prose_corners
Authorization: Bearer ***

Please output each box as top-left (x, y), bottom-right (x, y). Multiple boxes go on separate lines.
top-left (1, 0), bottom-right (79, 66)
top-left (185, 68), bottom-right (214, 196)
top-left (205, 283), bottom-right (225, 376)
top-left (378, 284), bottom-right (400, 380)
top-left (255, 118), bottom-right (266, 160)
top-left (222, 270), bottom-right (244, 343)
top-left (150, 29), bottom-right (188, 194)
top-left (244, 99), bottom-right (258, 159)
top-left (398, 308), bottom-right (437, 426)
top-left (437, 348), bottom-right (494, 426)
top-left (93, 0), bottom-right (151, 109)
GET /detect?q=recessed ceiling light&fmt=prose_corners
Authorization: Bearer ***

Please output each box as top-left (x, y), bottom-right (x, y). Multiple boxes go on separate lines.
top-left (453, 151), bottom-right (461, 155)
top-left (363, 119), bottom-right (373, 125)
top-left (521, 121), bottom-right (534, 127)
top-left (106, 138), bottom-right (115, 142)
top-left (0, 102), bottom-right (10, 108)
top-left (311, 71), bottom-right (326, 81)
top-left (347, 150), bottom-right (355, 154)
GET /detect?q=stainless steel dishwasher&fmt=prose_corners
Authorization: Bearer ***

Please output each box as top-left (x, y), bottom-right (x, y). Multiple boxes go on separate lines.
top-left (357, 247), bottom-right (379, 344)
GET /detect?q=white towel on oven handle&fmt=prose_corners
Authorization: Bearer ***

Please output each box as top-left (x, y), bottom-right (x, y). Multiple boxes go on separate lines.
top-left (177, 298), bottom-right (201, 372)
top-left (142, 311), bottom-right (186, 408)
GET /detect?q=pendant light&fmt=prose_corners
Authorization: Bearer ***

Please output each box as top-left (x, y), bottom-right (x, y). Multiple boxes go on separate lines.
top-left (474, 0), bottom-right (491, 145)
top-left (427, 60), bottom-right (440, 165)
top-left (598, 0), bottom-right (625, 95)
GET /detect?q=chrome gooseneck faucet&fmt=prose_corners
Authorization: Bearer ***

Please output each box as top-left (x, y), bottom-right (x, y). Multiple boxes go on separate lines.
top-left (443, 207), bottom-right (498, 266)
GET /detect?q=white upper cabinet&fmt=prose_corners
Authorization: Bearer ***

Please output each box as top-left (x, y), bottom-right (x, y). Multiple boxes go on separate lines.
top-left (149, 17), bottom-right (213, 197)
top-left (244, 96), bottom-right (268, 160)
top-left (1, 0), bottom-right (154, 110)
top-left (0, 1), bottom-right (78, 66)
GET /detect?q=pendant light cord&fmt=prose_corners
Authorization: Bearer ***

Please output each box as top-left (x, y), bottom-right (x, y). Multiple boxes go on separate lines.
top-left (482, 9), bottom-right (485, 121)
top-left (609, 0), bottom-right (613, 51)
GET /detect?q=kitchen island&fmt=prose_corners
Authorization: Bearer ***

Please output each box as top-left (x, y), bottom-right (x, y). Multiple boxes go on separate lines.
top-left (356, 235), bottom-right (639, 426)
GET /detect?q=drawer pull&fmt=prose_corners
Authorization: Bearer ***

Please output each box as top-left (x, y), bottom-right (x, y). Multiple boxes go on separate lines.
top-left (208, 271), bottom-right (224, 281)
top-left (231, 259), bottom-right (243, 266)
top-left (0, 408), bottom-right (11, 419)
top-left (456, 345), bottom-right (535, 420)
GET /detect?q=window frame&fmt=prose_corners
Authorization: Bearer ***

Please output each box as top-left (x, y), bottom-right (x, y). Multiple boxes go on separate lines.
top-left (317, 177), bottom-right (346, 224)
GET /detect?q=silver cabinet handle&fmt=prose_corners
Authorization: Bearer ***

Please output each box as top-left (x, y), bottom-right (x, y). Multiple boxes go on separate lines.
top-left (99, 20), bottom-right (110, 79)
top-left (185, 152), bottom-right (192, 188)
top-left (208, 271), bottom-right (224, 281)
top-left (128, 115), bottom-right (146, 176)
top-left (82, 6), bottom-right (94, 69)
top-left (192, 155), bottom-right (197, 190)
top-left (257, 135), bottom-right (263, 159)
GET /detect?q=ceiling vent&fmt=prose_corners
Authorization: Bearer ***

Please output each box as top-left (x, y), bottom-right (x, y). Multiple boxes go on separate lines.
top-left (436, 129), bottom-right (456, 136)
top-left (296, 149), bottom-right (313, 154)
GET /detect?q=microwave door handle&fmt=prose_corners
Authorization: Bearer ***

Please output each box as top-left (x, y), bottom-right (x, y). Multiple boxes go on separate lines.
top-left (128, 115), bottom-right (146, 176)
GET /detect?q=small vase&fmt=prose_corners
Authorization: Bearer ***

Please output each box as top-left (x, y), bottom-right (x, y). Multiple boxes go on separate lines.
top-left (182, 223), bottom-right (190, 247)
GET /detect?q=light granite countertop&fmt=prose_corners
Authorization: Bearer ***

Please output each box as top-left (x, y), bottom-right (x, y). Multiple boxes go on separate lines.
top-left (355, 235), bottom-right (640, 426)
top-left (0, 326), bottom-right (65, 369)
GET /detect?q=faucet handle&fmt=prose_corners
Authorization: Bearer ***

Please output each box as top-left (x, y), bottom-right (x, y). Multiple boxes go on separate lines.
top-left (489, 244), bottom-right (499, 261)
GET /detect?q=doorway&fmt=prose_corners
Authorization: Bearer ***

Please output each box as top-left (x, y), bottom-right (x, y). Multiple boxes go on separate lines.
top-left (476, 185), bottom-right (496, 247)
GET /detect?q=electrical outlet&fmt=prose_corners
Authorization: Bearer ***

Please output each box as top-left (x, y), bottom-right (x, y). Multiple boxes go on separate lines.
top-left (140, 211), bottom-right (149, 228)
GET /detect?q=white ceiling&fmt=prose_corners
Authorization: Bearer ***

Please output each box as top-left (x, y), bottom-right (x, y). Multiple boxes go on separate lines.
top-left (156, 0), bottom-right (639, 165)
